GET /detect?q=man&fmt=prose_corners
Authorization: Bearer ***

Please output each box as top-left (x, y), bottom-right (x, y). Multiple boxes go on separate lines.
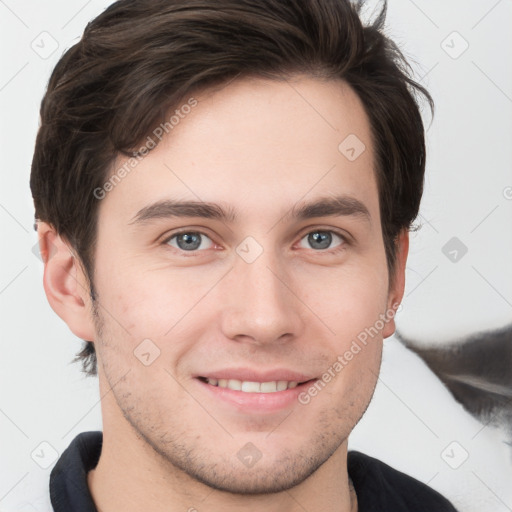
top-left (30, 0), bottom-right (457, 510)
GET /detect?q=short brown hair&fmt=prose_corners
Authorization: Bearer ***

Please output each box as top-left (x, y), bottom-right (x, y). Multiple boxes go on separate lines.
top-left (30, 0), bottom-right (433, 376)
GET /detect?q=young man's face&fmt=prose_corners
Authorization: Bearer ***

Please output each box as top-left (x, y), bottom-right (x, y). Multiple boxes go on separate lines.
top-left (77, 76), bottom-right (406, 493)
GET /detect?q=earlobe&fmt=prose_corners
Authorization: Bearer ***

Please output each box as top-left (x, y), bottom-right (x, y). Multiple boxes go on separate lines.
top-left (382, 229), bottom-right (409, 339)
top-left (37, 222), bottom-right (96, 341)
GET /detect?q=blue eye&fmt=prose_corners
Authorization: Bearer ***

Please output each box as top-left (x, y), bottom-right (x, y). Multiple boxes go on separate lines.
top-left (298, 230), bottom-right (345, 251)
top-left (164, 229), bottom-right (346, 254)
top-left (166, 231), bottom-right (214, 251)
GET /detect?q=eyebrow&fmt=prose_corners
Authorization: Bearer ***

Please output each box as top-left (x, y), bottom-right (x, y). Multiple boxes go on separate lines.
top-left (288, 195), bottom-right (370, 223)
top-left (129, 200), bottom-right (237, 225)
top-left (129, 195), bottom-right (371, 225)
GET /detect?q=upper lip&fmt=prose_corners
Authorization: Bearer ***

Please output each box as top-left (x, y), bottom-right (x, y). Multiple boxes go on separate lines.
top-left (197, 368), bottom-right (316, 383)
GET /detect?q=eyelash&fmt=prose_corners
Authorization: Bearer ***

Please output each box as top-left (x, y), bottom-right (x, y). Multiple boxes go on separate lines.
top-left (161, 228), bottom-right (349, 255)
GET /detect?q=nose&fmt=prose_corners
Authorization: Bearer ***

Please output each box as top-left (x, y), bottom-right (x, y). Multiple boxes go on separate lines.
top-left (219, 248), bottom-right (305, 346)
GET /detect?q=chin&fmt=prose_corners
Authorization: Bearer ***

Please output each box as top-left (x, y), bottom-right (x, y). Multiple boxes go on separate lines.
top-left (176, 455), bottom-right (325, 495)
top-left (143, 428), bottom-right (345, 495)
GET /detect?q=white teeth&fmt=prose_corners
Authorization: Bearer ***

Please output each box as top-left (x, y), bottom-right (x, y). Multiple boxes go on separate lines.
top-left (276, 380), bottom-right (288, 391)
top-left (206, 378), bottom-right (301, 393)
top-left (228, 379), bottom-right (242, 391)
top-left (260, 381), bottom-right (277, 393)
top-left (241, 381), bottom-right (261, 393)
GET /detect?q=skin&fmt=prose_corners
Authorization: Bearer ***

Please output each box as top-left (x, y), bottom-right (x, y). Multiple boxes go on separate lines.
top-left (40, 75), bottom-right (408, 512)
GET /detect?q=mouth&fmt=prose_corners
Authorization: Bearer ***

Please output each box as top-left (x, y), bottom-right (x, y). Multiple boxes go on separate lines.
top-left (197, 376), bottom-right (315, 393)
top-left (194, 369), bottom-right (318, 412)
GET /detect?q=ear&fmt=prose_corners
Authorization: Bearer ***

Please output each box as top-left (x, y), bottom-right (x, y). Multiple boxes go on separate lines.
top-left (37, 222), bottom-right (96, 341)
top-left (382, 229), bottom-right (409, 339)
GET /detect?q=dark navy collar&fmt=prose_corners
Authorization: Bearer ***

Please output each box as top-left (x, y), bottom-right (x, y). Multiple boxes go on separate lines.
top-left (50, 431), bottom-right (457, 512)
top-left (50, 431), bottom-right (101, 512)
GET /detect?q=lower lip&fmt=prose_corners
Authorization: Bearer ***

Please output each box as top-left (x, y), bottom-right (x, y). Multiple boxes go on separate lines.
top-left (196, 378), bottom-right (317, 413)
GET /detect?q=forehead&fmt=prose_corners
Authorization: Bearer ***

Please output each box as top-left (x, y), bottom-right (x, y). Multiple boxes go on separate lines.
top-left (99, 75), bottom-right (378, 226)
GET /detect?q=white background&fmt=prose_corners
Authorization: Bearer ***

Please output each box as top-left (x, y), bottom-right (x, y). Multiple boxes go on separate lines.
top-left (1, 1), bottom-right (511, 511)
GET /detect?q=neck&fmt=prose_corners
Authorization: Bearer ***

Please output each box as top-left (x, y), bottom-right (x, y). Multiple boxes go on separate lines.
top-left (88, 427), bottom-right (357, 512)
top-left (88, 381), bottom-right (357, 512)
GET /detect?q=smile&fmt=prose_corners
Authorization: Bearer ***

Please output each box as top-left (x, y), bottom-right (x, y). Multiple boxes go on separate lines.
top-left (201, 377), bottom-right (301, 393)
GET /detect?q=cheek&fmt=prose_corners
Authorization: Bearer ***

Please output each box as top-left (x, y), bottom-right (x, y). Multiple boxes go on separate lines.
top-left (94, 255), bottom-right (213, 336)
top-left (317, 331), bottom-right (383, 420)
top-left (92, 259), bottom-right (227, 381)
top-left (297, 261), bottom-right (390, 336)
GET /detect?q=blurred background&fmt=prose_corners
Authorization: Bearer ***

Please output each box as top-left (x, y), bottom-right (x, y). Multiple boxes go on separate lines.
top-left (1, 1), bottom-right (511, 511)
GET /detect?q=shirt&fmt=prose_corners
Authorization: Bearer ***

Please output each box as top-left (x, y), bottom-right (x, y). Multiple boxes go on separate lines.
top-left (49, 431), bottom-right (458, 511)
